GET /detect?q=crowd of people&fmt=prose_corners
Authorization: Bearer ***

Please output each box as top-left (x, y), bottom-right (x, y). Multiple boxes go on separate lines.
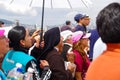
top-left (0, 2), bottom-right (120, 80)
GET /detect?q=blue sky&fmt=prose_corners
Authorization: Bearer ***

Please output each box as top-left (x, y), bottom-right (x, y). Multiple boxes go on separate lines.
top-left (0, 0), bottom-right (119, 29)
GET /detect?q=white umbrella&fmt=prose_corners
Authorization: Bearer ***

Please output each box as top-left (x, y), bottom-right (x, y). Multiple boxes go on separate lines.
top-left (0, 0), bottom-right (92, 26)
top-left (0, 0), bottom-right (92, 41)
top-left (0, 0), bottom-right (92, 8)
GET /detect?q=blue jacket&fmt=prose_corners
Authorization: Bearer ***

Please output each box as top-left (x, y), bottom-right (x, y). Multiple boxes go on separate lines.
top-left (2, 50), bottom-right (36, 75)
top-left (89, 29), bottom-right (99, 59)
top-left (0, 70), bottom-right (6, 80)
top-left (75, 25), bottom-right (86, 32)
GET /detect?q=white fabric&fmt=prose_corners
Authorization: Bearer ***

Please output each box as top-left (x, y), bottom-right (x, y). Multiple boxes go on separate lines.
top-left (93, 37), bottom-right (107, 60)
top-left (0, 0), bottom-right (92, 8)
top-left (0, 26), bottom-right (12, 37)
top-left (28, 43), bottom-right (36, 55)
top-left (60, 30), bottom-right (73, 41)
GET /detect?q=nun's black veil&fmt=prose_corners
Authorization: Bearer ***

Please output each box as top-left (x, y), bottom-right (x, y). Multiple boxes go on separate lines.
top-left (38, 27), bottom-right (60, 60)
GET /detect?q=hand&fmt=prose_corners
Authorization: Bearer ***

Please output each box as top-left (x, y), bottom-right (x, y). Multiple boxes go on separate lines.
top-left (31, 30), bottom-right (41, 39)
top-left (67, 51), bottom-right (75, 63)
top-left (34, 35), bottom-right (40, 48)
top-left (40, 60), bottom-right (49, 69)
top-left (67, 62), bottom-right (75, 73)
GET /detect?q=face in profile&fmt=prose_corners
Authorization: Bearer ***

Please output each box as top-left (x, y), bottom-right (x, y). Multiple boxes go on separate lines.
top-left (0, 35), bottom-right (9, 55)
top-left (21, 29), bottom-right (33, 48)
top-left (56, 36), bottom-right (63, 53)
top-left (83, 17), bottom-right (90, 26)
top-left (81, 38), bottom-right (89, 47)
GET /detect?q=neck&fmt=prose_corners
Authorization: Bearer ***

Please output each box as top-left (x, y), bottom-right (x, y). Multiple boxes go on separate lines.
top-left (78, 23), bottom-right (83, 26)
top-left (14, 46), bottom-right (29, 53)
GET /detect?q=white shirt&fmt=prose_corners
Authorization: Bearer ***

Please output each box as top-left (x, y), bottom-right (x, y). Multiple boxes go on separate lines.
top-left (93, 37), bottom-right (107, 60)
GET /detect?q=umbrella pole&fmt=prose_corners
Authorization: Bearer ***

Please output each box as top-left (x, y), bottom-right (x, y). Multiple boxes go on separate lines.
top-left (40, 0), bottom-right (45, 47)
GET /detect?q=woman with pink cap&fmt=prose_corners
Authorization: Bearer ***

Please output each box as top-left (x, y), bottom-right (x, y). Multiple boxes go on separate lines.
top-left (72, 31), bottom-right (91, 80)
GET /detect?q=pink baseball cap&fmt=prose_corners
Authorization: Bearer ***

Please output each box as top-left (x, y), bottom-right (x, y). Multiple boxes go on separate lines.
top-left (0, 29), bottom-right (5, 37)
top-left (72, 31), bottom-right (91, 43)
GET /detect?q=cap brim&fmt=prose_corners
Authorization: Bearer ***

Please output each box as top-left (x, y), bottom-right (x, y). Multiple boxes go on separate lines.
top-left (83, 33), bottom-right (91, 38)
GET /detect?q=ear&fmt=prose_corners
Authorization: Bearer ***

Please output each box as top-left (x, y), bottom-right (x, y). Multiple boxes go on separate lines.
top-left (20, 39), bottom-right (25, 47)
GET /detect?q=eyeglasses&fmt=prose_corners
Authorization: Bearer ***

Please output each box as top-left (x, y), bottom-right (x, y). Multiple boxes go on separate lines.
top-left (0, 36), bottom-right (6, 39)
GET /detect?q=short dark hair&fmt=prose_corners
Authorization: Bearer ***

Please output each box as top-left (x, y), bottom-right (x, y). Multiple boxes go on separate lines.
top-left (0, 21), bottom-right (4, 24)
top-left (8, 26), bottom-right (26, 49)
top-left (66, 20), bottom-right (71, 25)
top-left (96, 2), bottom-right (120, 43)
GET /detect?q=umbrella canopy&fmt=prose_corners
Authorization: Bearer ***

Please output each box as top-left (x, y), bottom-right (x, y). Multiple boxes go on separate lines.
top-left (0, 0), bottom-right (92, 30)
top-left (0, 0), bottom-right (92, 8)
top-left (0, 0), bottom-right (92, 26)
top-left (0, 0), bottom-right (92, 42)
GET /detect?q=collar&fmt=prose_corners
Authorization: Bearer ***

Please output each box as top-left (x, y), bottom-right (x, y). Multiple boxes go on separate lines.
top-left (107, 43), bottom-right (120, 53)
top-left (64, 43), bottom-right (72, 47)
top-left (54, 47), bottom-right (59, 52)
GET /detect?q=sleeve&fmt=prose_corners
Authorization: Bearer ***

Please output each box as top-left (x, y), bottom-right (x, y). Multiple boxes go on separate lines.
top-left (26, 60), bottom-right (52, 80)
top-left (0, 70), bottom-right (6, 80)
top-left (48, 55), bottom-right (73, 80)
top-left (31, 47), bottom-right (41, 59)
top-left (40, 66), bottom-right (52, 80)
top-left (26, 60), bottom-right (41, 80)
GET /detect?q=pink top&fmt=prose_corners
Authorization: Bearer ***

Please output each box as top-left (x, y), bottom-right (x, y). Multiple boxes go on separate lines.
top-left (73, 50), bottom-right (90, 79)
